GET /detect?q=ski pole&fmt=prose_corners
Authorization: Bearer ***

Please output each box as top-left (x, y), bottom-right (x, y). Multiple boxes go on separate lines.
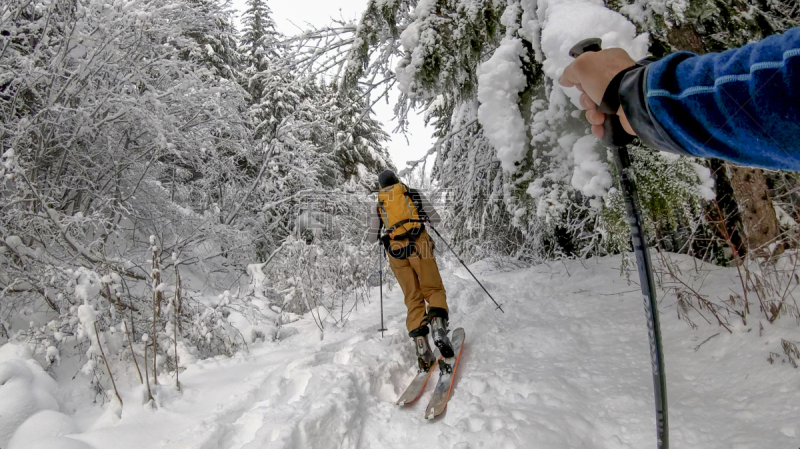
top-left (569, 38), bottom-right (668, 449)
top-left (427, 224), bottom-right (504, 313)
top-left (378, 245), bottom-right (388, 338)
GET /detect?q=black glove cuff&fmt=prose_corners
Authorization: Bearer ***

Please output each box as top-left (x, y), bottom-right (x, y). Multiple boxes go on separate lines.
top-left (618, 59), bottom-right (694, 156)
top-left (599, 65), bottom-right (638, 115)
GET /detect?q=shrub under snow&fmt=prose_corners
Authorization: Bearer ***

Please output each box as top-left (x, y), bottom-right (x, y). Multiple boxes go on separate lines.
top-left (0, 344), bottom-right (60, 448)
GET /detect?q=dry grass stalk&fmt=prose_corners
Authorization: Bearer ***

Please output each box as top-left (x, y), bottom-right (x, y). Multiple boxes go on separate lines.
top-left (93, 322), bottom-right (123, 407)
top-left (151, 242), bottom-right (162, 385)
top-left (174, 263), bottom-right (182, 391)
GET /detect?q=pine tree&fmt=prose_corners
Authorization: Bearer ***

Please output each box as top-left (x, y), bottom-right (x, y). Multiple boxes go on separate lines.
top-left (240, 0), bottom-right (280, 72)
top-left (180, 0), bottom-right (242, 81)
top-left (240, 0), bottom-right (281, 107)
top-left (238, 0), bottom-right (310, 143)
top-left (324, 85), bottom-right (393, 184)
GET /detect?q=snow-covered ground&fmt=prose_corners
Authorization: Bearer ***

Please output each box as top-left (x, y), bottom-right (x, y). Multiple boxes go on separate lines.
top-left (3, 254), bottom-right (799, 448)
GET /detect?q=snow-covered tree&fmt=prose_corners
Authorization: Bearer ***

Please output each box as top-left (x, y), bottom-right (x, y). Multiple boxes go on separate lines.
top-left (229, 1), bottom-right (395, 323)
top-left (180, 0), bottom-right (243, 81)
top-left (325, 85), bottom-right (392, 184)
top-left (312, 0), bottom-right (797, 262)
top-left (0, 0), bottom-right (263, 400)
top-left (240, 0), bottom-right (280, 72)
top-left (239, 0), bottom-right (283, 114)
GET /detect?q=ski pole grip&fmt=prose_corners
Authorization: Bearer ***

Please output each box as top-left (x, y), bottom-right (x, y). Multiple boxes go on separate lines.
top-left (568, 38), bottom-right (634, 147)
top-left (569, 38), bottom-right (603, 57)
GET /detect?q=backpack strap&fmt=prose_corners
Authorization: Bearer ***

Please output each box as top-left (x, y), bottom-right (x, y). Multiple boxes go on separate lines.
top-left (381, 220), bottom-right (427, 260)
top-left (377, 200), bottom-right (389, 230)
top-left (382, 231), bottom-right (424, 260)
top-left (405, 187), bottom-right (429, 221)
top-left (383, 218), bottom-right (425, 237)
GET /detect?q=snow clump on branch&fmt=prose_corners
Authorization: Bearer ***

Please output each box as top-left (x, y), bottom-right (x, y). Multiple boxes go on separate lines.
top-left (477, 37), bottom-right (528, 174)
top-left (571, 135), bottom-right (613, 207)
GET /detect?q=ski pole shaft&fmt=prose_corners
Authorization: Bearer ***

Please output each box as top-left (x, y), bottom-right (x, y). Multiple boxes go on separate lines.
top-left (427, 224), bottom-right (504, 313)
top-left (378, 246), bottom-right (387, 337)
top-left (569, 38), bottom-right (668, 449)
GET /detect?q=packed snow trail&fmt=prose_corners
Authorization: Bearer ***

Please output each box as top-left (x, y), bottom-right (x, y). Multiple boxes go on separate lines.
top-left (66, 256), bottom-right (799, 449)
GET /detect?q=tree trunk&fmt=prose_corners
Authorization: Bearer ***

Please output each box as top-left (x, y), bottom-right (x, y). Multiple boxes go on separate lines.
top-left (707, 159), bottom-right (746, 258)
top-left (727, 164), bottom-right (781, 255)
top-left (664, 24), bottom-right (782, 258)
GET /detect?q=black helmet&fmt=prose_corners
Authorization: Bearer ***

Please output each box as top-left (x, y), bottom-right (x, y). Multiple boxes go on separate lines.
top-left (378, 170), bottom-right (399, 188)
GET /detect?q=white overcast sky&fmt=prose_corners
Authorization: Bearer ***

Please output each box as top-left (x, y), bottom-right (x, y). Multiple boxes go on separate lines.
top-left (229, 0), bottom-right (435, 172)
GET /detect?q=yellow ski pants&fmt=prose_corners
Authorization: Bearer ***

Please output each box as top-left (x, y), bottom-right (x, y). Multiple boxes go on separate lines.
top-left (386, 230), bottom-right (448, 332)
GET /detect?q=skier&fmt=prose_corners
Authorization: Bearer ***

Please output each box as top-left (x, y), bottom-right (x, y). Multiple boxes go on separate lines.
top-left (560, 28), bottom-right (799, 170)
top-left (368, 170), bottom-right (454, 372)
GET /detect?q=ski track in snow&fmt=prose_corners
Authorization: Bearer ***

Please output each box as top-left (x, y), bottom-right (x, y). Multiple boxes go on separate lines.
top-left (70, 256), bottom-right (799, 449)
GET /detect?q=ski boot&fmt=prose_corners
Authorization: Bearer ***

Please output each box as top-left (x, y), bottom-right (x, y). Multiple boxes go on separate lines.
top-left (410, 325), bottom-right (436, 372)
top-left (430, 316), bottom-right (455, 359)
top-left (414, 334), bottom-right (436, 372)
top-left (430, 317), bottom-right (455, 374)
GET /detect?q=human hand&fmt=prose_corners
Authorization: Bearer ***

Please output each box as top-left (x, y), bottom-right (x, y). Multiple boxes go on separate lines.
top-left (559, 48), bottom-right (637, 138)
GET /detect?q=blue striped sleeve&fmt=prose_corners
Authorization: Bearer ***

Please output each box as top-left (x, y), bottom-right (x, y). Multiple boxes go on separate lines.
top-left (644, 28), bottom-right (800, 170)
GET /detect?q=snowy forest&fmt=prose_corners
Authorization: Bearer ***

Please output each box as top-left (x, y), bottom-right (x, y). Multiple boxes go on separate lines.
top-left (1, 0), bottom-right (799, 447)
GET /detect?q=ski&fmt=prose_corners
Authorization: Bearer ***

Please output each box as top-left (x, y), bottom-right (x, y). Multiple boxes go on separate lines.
top-left (396, 348), bottom-right (441, 406)
top-left (425, 328), bottom-right (465, 419)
